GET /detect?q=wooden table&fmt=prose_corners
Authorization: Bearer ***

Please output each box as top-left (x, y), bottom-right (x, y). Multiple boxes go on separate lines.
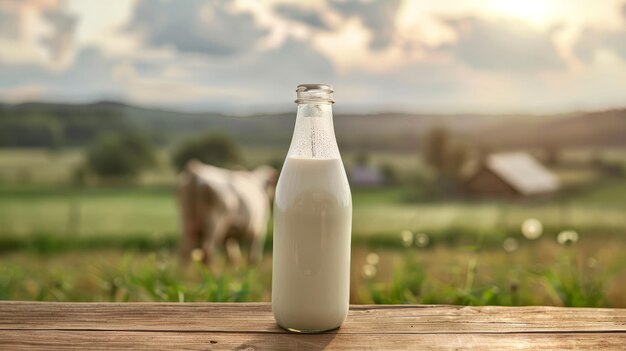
top-left (1, 302), bottom-right (625, 350)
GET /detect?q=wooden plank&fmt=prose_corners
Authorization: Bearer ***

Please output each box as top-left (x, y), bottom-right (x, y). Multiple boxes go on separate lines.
top-left (1, 330), bottom-right (625, 351)
top-left (1, 302), bottom-right (625, 334)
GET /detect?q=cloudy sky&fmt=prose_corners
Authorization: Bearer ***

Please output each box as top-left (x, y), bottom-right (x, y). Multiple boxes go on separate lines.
top-left (1, 0), bottom-right (626, 113)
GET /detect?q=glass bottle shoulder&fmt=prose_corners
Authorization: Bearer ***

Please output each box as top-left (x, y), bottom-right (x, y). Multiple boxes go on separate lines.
top-left (274, 156), bottom-right (351, 211)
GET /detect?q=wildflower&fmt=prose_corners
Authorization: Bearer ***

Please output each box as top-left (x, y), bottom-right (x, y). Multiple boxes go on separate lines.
top-left (414, 233), bottom-right (430, 248)
top-left (557, 230), bottom-right (579, 245)
top-left (191, 248), bottom-right (205, 262)
top-left (502, 237), bottom-right (519, 253)
top-left (361, 264), bottom-right (377, 279)
top-left (366, 252), bottom-right (380, 265)
top-left (521, 218), bottom-right (543, 240)
top-left (401, 230), bottom-right (414, 247)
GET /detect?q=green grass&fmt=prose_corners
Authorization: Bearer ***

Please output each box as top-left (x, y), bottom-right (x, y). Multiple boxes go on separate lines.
top-left (1, 179), bottom-right (626, 252)
top-left (1, 147), bottom-right (626, 306)
top-left (0, 250), bottom-right (268, 302)
top-left (0, 148), bottom-right (178, 186)
top-left (0, 185), bottom-right (177, 238)
top-left (0, 185), bottom-right (623, 252)
top-left (2, 238), bottom-right (624, 306)
top-left (569, 179), bottom-right (626, 206)
top-left (0, 148), bottom-right (83, 184)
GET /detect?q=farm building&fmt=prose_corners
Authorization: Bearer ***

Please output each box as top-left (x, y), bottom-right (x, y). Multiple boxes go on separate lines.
top-left (349, 164), bottom-right (385, 187)
top-left (463, 152), bottom-right (560, 197)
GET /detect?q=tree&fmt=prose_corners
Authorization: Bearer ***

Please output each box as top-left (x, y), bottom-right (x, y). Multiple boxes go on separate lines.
top-left (0, 114), bottom-right (63, 149)
top-left (172, 133), bottom-right (241, 171)
top-left (86, 132), bottom-right (155, 179)
top-left (424, 126), bottom-right (450, 175)
top-left (421, 126), bottom-right (469, 198)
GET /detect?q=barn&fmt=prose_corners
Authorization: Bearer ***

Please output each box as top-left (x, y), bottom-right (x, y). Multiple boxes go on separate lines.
top-left (348, 164), bottom-right (385, 187)
top-left (464, 152), bottom-right (560, 197)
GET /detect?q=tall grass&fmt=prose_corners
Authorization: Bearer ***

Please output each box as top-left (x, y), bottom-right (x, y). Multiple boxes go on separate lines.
top-left (0, 250), bottom-right (267, 302)
top-left (361, 231), bottom-right (612, 307)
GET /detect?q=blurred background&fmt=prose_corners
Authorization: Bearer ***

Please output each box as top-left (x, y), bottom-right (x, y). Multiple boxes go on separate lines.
top-left (1, 0), bottom-right (625, 307)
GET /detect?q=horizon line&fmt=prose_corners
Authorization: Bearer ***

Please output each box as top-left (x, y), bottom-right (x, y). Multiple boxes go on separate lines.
top-left (1, 99), bottom-right (625, 118)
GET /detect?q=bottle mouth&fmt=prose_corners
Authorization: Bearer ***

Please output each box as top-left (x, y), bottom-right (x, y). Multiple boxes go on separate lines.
top-left (295, 84), bottom-right (334, 104)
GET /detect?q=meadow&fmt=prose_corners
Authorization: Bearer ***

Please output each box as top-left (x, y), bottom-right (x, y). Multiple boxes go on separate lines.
top-left (1, 148), bottom-right (625, 307)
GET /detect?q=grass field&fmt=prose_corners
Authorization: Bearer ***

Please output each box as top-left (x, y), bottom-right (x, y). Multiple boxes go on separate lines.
top-left (1, 148), bottom-right (625, 307)
top-left (2, 182), bottom-right (625, 248)
top-left (2, 239), bottom-right (624, 306)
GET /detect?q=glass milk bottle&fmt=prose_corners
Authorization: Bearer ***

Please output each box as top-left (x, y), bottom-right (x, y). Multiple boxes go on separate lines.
top-left (272, 84), bottom-right (352, 333)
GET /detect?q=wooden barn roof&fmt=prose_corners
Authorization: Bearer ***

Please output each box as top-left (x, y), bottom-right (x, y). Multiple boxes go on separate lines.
top-left (485, 152), bottom-right (560, 195)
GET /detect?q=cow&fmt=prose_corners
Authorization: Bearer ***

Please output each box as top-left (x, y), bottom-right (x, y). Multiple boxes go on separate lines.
top-left (178, 160), bottom-right (277, 265)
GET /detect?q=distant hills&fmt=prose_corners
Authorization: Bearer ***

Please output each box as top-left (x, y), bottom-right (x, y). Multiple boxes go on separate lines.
top-left (1, 101), bottom-right (625, 150)
top-left (468, 109), bottom-right (626, 149)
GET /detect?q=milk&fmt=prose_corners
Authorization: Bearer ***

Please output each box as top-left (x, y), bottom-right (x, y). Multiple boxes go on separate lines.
top-left (271, 84), bottom-right (352, 333)
top-left (272, 157), bottom-right (352, 332)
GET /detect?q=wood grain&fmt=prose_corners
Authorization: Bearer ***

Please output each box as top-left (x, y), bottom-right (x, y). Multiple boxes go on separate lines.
top-left (1, 331), bottom-right (626, 350)
top-left (1, 302), bottom-right (625, 350)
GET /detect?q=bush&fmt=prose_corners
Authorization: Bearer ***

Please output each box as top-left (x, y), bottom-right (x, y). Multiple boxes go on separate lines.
top-left (87, 132), bottom-right (155, 179)
top-left (0, 114), bottom-right (63, 149)
top-left (171, 133), bottom-right (241, 171)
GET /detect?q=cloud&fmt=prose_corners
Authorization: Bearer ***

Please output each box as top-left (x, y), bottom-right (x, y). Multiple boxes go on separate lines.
top-left (2, 0), bottom-right (626, 114)
top-left (0, 47), bottom-right (121, 101)
top-left (0, 7), bottom-right (19, 39)
top-left (0, 1), bottom-right (78, 67)
top-left (574, 28), bottom-right (626, 63)
top-left (40, 7), bottom-right (78, 62)
top-left (127, 0), bottom-right (268, 56)
top-left (574, 3), bottom-right (626, 63)
top-left (0, 84), bottom-right (45, 102)
top-left (0, 35), bottom-right (337, 111)
top-left (274, 4), bottom-right (328, 29)
top-left (111, 63), bottom-right (247, 105)
top-left (233, 39), bottom-right (336, 83)
top-left (329, 0), bottom-right (401, 50)
top-left (441, 17), bottom-right (564, 72)
top-left (168, 38), bottom-right (337, 111)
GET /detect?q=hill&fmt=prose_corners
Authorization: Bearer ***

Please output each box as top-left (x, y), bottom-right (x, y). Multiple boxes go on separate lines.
top-left (472, 109), bottom-right (626, 149)
top-left (1, 101), bottom-right (625, 150)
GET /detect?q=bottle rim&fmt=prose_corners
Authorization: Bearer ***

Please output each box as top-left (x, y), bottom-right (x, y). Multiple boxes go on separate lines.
top-left (296, 84), bottom-right (333, 93)
top-left (295, 84), bottom-right (334, 104)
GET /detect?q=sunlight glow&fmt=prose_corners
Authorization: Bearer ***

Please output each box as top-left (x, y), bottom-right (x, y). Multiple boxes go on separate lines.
top-left (488, 0), bottom-right (555, 25)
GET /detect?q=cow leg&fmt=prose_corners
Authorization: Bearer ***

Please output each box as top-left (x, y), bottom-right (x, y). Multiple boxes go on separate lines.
top-left (249, 226), bottom-right (267, 265)
top-left (202, 215), bottom-right (229, 265)
top-left (225, 237), bottom-right (242, 267)
top-left (178, 172), bottom-right (200, 263)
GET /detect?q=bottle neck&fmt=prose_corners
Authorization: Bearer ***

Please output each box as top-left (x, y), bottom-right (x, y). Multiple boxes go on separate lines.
top-left (287, 103), bottom-right (339, 159)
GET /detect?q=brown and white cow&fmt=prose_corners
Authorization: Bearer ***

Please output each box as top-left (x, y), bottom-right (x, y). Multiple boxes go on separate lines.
top-left (178, 160), bottom-right (277, 265)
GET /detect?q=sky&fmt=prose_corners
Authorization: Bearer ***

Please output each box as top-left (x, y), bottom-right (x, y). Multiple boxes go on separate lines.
top-left (1, 0), bottom-right (626, 114)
